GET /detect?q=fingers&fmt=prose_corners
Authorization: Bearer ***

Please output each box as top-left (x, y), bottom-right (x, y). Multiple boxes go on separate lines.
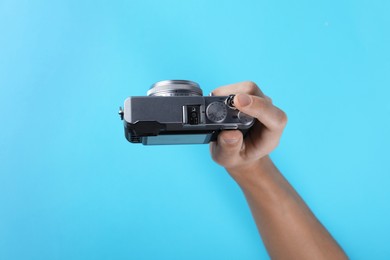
top-left (234, 94), bottom-right (287, 132)
top-left (212, 81), bottom-right (265, 97)
top-left (210, 81), bottom-right (287, 166)
top-left (210, 130), bottom-right (243, 166)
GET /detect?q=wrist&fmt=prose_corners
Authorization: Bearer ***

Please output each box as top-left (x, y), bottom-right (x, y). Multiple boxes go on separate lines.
top-left (226, 156), bottom-right (275, 188)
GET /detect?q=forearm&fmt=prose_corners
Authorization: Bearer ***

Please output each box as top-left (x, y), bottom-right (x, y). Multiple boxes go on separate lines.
top-left (210, 82), bottom-right (346, 258)
top-left (228, 156), bottom-right (348, 260)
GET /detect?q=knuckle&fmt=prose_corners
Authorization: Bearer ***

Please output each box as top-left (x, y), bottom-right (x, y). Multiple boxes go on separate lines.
top-left (211, 153), bottom-right (221, 164)
top-left (242, 81), bottom-right (259, 94)
top-left (253, 96), bottom-right (263, 106)
top-left (210, 150), bottom-right (224, 165)
top-left (211, 88), bottom-right (222, 96)
top-left (275, 109), bottom-right (288, 129)
top-left (211, 152), bottom-right (233, 167)
top-left (269, 140), bottom-right (280, 152)
top-left (265, 95), bottom-right (273, 103)
top-left (253, 97), bottom-right (268, 115)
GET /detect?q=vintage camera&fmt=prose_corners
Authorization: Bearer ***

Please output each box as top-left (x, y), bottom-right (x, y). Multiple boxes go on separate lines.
top-left (119, 80), bottom-right (254, 145)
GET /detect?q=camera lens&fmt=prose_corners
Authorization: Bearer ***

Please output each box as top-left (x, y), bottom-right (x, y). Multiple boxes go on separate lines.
top-left (147, 80), bottom-right (203, 97)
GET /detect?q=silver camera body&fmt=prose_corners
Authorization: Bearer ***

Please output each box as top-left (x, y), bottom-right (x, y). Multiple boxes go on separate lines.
top-left (119, 80), bottom-right (254, 145)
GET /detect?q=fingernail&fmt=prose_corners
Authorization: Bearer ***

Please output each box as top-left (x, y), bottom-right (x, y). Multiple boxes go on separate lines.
top-left (237, 94), bottom-right (251, 107)
top-left (223, 138), bottom-right (239, 144)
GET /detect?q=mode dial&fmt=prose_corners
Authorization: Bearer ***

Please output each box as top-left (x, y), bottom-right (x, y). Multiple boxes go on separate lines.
top-left (206, 102), bottom-right (227, 123)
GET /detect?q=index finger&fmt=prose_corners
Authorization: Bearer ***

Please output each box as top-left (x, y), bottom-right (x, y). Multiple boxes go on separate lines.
top-left (211, 81), bottom-right (265, 97)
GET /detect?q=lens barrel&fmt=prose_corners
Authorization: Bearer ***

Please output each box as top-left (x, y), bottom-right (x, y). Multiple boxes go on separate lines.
top-left (147, 80), bottom-right (203, 97)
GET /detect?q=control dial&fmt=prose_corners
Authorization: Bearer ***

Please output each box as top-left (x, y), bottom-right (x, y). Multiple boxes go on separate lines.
top-left (238, 111), bottom-right (254, 125)
top-left (206, 102), bottom-right (227, 123)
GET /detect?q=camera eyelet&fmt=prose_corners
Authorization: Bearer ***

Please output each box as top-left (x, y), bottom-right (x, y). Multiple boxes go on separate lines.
top-left (225, 94), bottom-right (237, 109)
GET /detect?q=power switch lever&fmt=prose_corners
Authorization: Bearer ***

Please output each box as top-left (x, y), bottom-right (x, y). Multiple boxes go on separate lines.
top-left (225, 95), bottom-right (236, 109)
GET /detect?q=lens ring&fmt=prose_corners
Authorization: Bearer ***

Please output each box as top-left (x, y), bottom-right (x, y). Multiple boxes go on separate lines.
top-left (147, 80), bottom-right (203, 97)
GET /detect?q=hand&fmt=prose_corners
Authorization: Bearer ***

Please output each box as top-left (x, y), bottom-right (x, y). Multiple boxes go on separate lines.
top-left (210, 82), bottom-right (347, 259)
top-left (210, 81), bottom-right (287, 175)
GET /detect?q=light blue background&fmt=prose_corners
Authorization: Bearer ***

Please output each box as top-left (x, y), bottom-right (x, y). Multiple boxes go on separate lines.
top-left (1, 0), bottom-right (389, 259)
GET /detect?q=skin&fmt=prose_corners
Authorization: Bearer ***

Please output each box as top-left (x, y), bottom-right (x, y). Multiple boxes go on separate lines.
top-left (210, 81), bottom-right (348, 260)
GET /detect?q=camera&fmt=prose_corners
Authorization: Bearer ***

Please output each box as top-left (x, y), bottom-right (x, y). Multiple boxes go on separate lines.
top-left (119, 80), bottom-right (254, 145)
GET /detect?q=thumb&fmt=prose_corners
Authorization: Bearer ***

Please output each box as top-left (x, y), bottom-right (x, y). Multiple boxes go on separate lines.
top-left (234, 93), bottom-right (286, 131)
top-left (234, 93), bottom-right (254, 111)
top-left (211, 130), bottom-right (243, 166)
